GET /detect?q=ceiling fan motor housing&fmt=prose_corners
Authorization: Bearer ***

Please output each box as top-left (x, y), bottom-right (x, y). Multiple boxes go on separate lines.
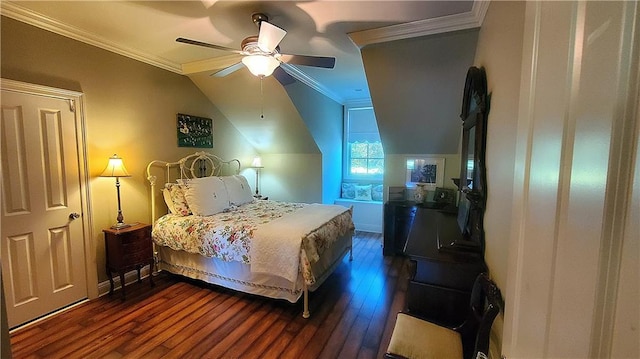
top-left (252, 13), bottom-right (269, 28)
top-left (177, 11), bottom-right (334, 81)
top-left (241, 36), bottom-right (280, 57)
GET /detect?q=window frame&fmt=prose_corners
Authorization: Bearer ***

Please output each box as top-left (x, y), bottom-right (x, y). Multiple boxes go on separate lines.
top-left (343, 102), bottom-right (384, 182)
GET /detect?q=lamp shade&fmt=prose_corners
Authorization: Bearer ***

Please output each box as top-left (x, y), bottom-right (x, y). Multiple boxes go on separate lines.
top-left (100, 154), bottom-right (131, 178)
top-left (242, 55), bottom-right (280, 77)
top-left (251, 157), bottom-right (263, 168)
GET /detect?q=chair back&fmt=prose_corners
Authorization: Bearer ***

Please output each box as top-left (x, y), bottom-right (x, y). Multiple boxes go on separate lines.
top-left (460, 273), bottom-right (503, 359)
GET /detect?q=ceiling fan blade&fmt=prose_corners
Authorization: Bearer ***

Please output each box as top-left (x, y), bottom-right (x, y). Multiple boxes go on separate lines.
top-left (211, 62), bottom-right (244, 77)
top-left (176, 37), bottom-right (244, 55)
top-left (258, 22), bottom-right (287, 52)
top-left (273, 66), bottom-right (296, 86)
top-left (280, 54), bottom-right (336, 69)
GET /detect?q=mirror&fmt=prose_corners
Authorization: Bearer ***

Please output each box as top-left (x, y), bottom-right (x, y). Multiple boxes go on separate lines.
top-left (453, 67), bottom-right (488, 253)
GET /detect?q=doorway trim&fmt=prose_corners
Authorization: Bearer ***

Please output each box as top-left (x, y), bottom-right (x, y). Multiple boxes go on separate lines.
top-left (1, 78), bottom-right (98, 300)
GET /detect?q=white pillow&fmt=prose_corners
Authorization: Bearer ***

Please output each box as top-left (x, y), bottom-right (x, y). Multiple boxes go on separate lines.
top-left (221, 175), bottom-right (254, 206)
top-left (355, 184), bottom-right (373, 201)
top-left (181, 176), bottom-right (230, 216)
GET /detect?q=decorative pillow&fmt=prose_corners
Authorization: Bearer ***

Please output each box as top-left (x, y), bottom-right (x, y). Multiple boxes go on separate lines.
top-left (341, 183), bottom-right (356, 199)
top-left (372, 184), bottom-right (384, 201)
top-left (221, 175), bottom-right (254, 206)
top-left (165, 183), bottom-right (191, 216)
top-left (162, 188), bottom-right (176, 214)
top-left (181, 176), bottom-right (230, 216)
top-left (355, 184), bottom-right (372, 201)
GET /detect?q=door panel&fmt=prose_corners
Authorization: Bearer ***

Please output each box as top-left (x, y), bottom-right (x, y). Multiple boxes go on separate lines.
top-left (1, 89), bottom-right (88, 328)
top-left (1, 105), bottom-right (30, 214)
top-left (6, 233), bottom-right (37, 305)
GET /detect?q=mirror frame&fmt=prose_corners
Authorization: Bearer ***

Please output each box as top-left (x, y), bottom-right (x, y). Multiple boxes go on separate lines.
top-left (456, 66), bottom-right (488, 252)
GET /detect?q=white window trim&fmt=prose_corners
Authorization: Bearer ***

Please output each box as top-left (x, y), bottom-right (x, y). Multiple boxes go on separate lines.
top-left (343, 101), bottom-right (384, 182)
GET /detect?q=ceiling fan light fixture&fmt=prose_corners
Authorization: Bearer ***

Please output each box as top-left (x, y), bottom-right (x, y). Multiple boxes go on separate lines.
top-left (242, 55), bottom-right (280, 77)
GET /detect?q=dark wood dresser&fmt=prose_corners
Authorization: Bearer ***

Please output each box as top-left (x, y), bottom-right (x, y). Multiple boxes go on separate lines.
top-left (383, 201), bottom-right (417, 256)
top-left (103, 222), bottom-right (154, 300)
top-left (403, 207), bottom-right (486, 326)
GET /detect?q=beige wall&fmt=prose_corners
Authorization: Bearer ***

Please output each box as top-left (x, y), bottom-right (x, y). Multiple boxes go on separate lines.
top-left (259, 154), bottom-right (323, 203)
top-left (186, 55), bottom-right (334, 204)
top-left (384, 154), bottom-right (461, 193)
top-left (1, 17), bottom-right (256, 284)
top-left (473, 0), bottom-right (525, 298)
top-left (471, 1), bottom-right (526, 355)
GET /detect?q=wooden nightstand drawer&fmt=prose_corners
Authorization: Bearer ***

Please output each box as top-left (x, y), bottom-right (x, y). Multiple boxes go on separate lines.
top-left (122, 237), bottom-right (151, 252)
top-left (123, 249), bottom-right (152, 264)
top-left (121, 228), bottom-right (151, 244)
top-left (103, 223), bottom-right (154, 300)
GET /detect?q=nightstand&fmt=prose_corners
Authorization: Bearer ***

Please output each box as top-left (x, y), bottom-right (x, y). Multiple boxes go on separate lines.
top-left (103, 223), bottom-right (154, 300)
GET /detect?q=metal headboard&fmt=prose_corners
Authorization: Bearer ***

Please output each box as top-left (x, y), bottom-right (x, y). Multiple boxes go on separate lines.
top-left (146, 151), bottom-right (241, 224)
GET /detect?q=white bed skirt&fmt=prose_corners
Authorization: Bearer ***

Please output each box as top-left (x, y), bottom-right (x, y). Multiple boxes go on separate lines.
top-left (156, 232), bottom-right (353, 303)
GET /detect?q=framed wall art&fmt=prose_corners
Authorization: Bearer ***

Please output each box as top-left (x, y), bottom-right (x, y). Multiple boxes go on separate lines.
top-left (177, 113), bottom-right (213, 148)
top-left (405, 157), bottom-right (445, 188)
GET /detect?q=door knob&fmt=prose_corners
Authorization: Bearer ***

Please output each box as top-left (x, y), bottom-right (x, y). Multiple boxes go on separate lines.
top-left (69, 212), bottom-right (81, 220)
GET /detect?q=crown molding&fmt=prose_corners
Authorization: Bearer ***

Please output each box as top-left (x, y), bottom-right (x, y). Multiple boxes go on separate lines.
top-left (181, 55), bottom-right (243, 75)
top-left (280, 63), bottom-right (344, 104)
top-left (1, 0), bottom-right (490, 104)
top-left (348, 0), bottom-right (490, 48)
top-left (0, 1), bottom-right (341, 100)
top-left (0, 1), bottom-right (182, 74)
top-left (344, 99), bottom-right (373, 108)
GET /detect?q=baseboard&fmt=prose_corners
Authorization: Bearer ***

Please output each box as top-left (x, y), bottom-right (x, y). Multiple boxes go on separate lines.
top-left (98, 267), bottom-right (152, 297)
top-left (334, 198), bottom-right (383, 233)
top-left (357, 223), bottom-right (383, 233)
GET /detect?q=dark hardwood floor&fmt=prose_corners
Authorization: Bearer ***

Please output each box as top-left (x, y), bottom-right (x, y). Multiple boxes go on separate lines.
top-left (9, 232), bottom-right (408, 359)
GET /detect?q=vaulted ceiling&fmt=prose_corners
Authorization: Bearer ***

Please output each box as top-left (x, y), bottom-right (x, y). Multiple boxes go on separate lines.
top-left (1, 1), bottom-right (488, 153)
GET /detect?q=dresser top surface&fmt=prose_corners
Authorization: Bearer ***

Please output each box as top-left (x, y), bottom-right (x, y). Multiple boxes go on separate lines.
top-left (102, 222), bottom-right (150, 235)
top-left (404, 208), bottom-right (483, 263)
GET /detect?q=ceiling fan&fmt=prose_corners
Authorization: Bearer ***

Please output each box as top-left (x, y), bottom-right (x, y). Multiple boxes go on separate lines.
top-left (176, 13), bottom-right (336, 85)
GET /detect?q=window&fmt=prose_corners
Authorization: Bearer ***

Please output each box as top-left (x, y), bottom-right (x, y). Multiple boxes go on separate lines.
top-left (344, 105), bottom-right (384, 181)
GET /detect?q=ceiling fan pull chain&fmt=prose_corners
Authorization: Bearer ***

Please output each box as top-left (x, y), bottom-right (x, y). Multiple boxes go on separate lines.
top-left (260, 76), bottom-right (265, 119)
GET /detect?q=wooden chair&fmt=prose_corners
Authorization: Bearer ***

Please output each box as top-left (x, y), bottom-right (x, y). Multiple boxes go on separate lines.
top-left (385, 273), bottom-right (502, 359)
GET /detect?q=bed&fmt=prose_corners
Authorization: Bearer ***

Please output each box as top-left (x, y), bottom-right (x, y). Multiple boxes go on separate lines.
top-left (146, 151), bottom-right (354, 318)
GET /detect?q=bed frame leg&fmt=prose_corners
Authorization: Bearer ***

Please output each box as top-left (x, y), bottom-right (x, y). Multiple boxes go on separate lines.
top-left (303, 284), bottom-right (310, 318)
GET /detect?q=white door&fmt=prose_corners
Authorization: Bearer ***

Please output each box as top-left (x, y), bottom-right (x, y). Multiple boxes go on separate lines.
top-left (503, 1), bottom-right (639, 357)
top-left (1, 86), bottom-right (88, 328)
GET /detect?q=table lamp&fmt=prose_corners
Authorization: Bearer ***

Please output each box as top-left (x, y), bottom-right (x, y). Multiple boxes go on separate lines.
top-left (100, 154), bottom-right (132, 229)
top-left (251, 157), bottom-right (263, 198)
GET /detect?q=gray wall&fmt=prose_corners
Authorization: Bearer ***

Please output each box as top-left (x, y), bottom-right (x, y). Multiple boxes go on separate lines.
top-left (361, 29), bottom-right (479, 195)
top-left (285, 82), bottom-right (344, 204)
top-left (362, 29), bottom-right (479, 156)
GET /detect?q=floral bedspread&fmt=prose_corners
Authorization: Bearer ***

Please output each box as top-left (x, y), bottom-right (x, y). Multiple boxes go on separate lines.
top-left (152, 200), bottom-right (353, 281)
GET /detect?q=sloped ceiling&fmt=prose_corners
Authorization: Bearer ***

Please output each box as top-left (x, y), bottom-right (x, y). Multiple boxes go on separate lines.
top-left (363, 29), bottom-right (480, 155)
top-left (1, 1), bottom-right (488, 154)
top-left (188, 69), bottom-right (319, 154)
